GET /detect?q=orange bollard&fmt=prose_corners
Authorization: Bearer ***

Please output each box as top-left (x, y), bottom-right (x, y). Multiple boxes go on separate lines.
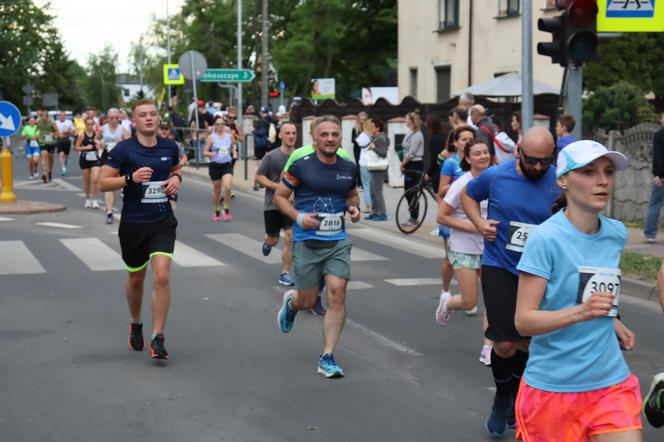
top-left (0, 146), bottom-right (17, 203)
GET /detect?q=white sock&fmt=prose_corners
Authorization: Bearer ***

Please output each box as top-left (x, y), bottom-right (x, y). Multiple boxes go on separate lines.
top-left (130, 319), bottom-right (142, 325)
top-left (151, 331), bottom-right (161, 340)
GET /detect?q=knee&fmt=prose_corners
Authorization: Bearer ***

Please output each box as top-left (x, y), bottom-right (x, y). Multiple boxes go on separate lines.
top-left (325, 287), bottom-right (346, 308)
top-left (152, 269), bottom-right (170, 288)
top-left (494, 341), bottom-right (517, 358)
top-left (127, 272), bottom-right (146, 288)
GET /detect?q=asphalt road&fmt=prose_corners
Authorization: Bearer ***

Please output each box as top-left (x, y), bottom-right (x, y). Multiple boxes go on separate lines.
top-left (1, 156), bottom-right (663, 441)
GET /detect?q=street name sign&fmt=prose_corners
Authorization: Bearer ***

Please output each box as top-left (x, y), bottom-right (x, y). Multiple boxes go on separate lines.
top-left (163, 64), bottom-right (185, 85)
top-left (0, 101), bottom-right (21, 137)
top-left (200, 69), bottom-right (256, 83)
top-left (598, 0), bottom-right (664, 32)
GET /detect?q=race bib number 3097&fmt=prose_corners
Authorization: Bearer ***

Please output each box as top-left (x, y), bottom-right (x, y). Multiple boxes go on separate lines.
top-left (577, 266), bottom-right (621, 317)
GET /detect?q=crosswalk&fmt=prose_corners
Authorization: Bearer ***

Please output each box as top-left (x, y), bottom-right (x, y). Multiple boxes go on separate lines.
top-left (0, 232), bottom-right (444, 287)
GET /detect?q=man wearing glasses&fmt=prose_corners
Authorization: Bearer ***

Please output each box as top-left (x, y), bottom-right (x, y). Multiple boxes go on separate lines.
top-left (461, 126), bottom-right (559, 437)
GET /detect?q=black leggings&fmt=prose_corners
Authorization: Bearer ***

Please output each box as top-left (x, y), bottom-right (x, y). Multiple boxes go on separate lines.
top-left (403, 161), bottom-right (423, 220)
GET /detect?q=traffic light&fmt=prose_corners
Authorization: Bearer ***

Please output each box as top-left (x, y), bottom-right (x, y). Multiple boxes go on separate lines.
top-left (269, 90), bottom-right (280, 98)
top-left (538, 14), bottom-right (566, 65)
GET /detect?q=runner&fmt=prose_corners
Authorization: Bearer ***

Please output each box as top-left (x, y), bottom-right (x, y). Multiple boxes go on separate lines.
top-left (35, 110), bottom-right (58, 183)
top-left (98, 108), bottom-right (130, 224)
top-left (644, 263), bottom-right (664, 429)
top-left (157, 122), bottom-right (188, 209)
top-left (436, 140), bottom-right (494, 365)
top-left (461, 126), bottom-right (560, 437)
top-left (274, 115), bottom-right (360, 378)
top-left (55, 111), bottom-right (75, 176)
top-left (20, 116), bottom-right (40, 179)
top-left (75, 116), bottom-right (101, 209)
top-left (255, 122), bottom-right (297, 287)
top-left (203, 116), bottom-right (238, 221)
top-left (514, 140), bottom-right (642, 441)
top-left (98, 98), bottom-right (182, 361)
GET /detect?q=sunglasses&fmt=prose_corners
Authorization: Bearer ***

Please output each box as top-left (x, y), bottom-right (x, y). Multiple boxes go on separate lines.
top-left (519, 148), bottom-right (555, 166)
top-left (227, 116), bottom-right (236, 121)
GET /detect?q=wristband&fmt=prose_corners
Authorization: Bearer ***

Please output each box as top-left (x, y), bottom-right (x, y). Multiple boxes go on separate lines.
top-left (296, 212), bottom-right (306, 227)
top-left (125, 174), bottom-right (133, 185)
top-left (170, 173), bottom-right (182, 183)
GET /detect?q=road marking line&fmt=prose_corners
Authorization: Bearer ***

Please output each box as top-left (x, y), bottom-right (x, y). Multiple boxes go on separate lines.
top-left (348, 281), bottom-right (374, 290)
top-left (113, 214), bottom-right (121, 221)
top-left (346, 319), bottom-right (423, 357)
top-left (51, 178), bottom-right (82, 192)
top-left (172, 241), bottom-right (224, 267)
top-left (60, 238), bottom-right (125, 271)
top-left (0, 241), bottom-right (46, 275)
top-left (0, 217), bottom-right (14, 221)
top-left (205, 233), bottom-right (282, 264)
top-left (349, 228), bottom-right (443, 259)
top-left (36, 222), bottom-right (82, 229)
top-left (385, 278), bottom-right (441, 286)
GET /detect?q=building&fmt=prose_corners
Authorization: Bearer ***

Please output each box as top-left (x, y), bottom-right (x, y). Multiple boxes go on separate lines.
top-left (116, 73), bottom-right (155, 104)
top-left (398, 0), bottom-right (564, 103)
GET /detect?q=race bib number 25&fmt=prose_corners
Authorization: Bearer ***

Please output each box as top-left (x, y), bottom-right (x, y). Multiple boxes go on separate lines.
top-left (577, 266), bottom-right (621, 317)
top-left (506, 221), bottom-right (536, 252)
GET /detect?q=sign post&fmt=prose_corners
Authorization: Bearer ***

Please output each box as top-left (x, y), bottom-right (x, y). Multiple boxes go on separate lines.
top-left (178, 51), bottom-right (208, 167)
top-left (0, 101), bottom-right (21, 203)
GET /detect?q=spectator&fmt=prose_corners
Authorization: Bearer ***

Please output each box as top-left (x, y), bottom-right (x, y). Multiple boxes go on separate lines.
top-left (356, 118), bottom-right (374, 214)
top-left (555, 114), bottom-right (577, 154)
top-left (400, 110), bottom-right (425, 227)
top-left (643, 112), bottom-right (664, 242)
top-left (458, 93), bottom-right (477, 129)
top-left (471, 104), bottom-right (499, 156)
top-left (252, 106), bottom-right (276, 189)
top-left (366, 118), bottom-right (389, 221)
top-left (448, 106), bottom-right (468, 130)
top-left (351, 112), bottom-right (369, 188)
top-left (511, 111), bottom-right (523, 148)
top-left (425, 113), bottom-right (446, 196)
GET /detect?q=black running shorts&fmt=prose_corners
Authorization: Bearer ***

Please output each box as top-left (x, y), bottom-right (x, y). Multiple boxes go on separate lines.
top-left (56, 138), bottom-right (71, 155)
top-left (481, 265), bottom-right (529, 342)
top-left (264, 210), bottom-right (293, 236)
top-left (118, 214), bottom-right (177, 271)
top-left (208, 162), bottom-right (234, 180)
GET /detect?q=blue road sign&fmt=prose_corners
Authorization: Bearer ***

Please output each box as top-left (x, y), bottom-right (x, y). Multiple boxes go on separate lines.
top-left (279, 80), bottom-right (286, 91)
top-left (0, 101), bottom-right (21, 137)
top-left (607, 0), bottom-right (655, 18)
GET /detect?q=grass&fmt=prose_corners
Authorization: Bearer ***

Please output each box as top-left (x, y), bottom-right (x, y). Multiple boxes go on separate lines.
top-left (621, 252), bottom-right (662, 282)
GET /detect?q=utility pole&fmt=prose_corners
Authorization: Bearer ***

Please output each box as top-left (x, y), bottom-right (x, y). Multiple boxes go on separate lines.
top-left (521, 0), bottom-right (534, 131)
top-left (261, 0), bottom-right (269, 108)
top-left (139, 37), bottom-right (145, 98)
top-left (167, 0), bottom-right (172, 106)
top-left (237, 0), bottom-right (243, 120)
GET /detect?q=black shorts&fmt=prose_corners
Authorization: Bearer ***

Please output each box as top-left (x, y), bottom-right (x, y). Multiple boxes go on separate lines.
top-left (118, 214), bottom-right (178, 271)
top-left (482, 265), bottom-right (529, 342)
top-left (56, 138), bottom-right (71, 154)
top-left (100, 149), bottom-right (109, 166)
top-left (255, 145), bottom-right (268, 160)
top-left (40, 144), bottom-right (55, 153)
top-left (209, 162), bottom-right (234, 180)
top-left (264, 210), bottom-right (293, 236)
top-left (79, 152), bottom-right (101, 169)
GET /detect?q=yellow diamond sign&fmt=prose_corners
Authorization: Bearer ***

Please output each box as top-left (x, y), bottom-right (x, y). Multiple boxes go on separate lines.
top-left (163, 64), bottom-right (185, 85)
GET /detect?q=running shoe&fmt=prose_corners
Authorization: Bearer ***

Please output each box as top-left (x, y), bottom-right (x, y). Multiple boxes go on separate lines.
top-left (277, 290), bottom-right (297, 333)
top-left (42, 174), bottom-right (47, 183)
top-left (485, 395), bottom-right (510, 437)
top-left (262, 241), bottom-right (272, 256)
top-left (364, 213), bottom-right (376, 220)
top-left (212, 212), bottom-right (221, 222)
top-left (91, 200), bottom-right (99, 209)
top-left (435, 291), bottom-right (454, 326)
top-left (231, 191), bottom-right (236, 199)
top-left (105, 212), bottom-right (113, 224)
top-left (506, 399), bottom-right (516, 429)
top-left (84, 199), bottom-right (92, 208)
top-left (643, 232), bottom-right (657, 244)
top-left (150, 333), bottom-right (168, 360)
top-left (465, 305), bottom-right (479, 316)
top-left (317, 353), bottom-right (344, 378)
top-left (372, 214), bottom-right (388, 221)
top-left (643, 372), bottom-right (664, 428)
top-left (310, 295), bottom-right (326, 316)
top-left (479, 344), bottom-right (492, 366)
top-left (429, 227), bottom-right (439, 236)
top-left (401, 218), bottom-right (418, 228)
top-left (128, 322), bottom-right (144, 351)
top-left (28, 174), bottom-right (34, 180)
top-left (60, 167), bottom-right (68, 176)
top-left (278, 272), bottom-right (295, 286)
top-left (48, 172), bottom-right (52, 182)
top-left (223, 210), bottom-right (232, 222)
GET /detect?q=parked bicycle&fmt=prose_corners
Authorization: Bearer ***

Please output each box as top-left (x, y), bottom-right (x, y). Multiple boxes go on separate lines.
top-left (395, 170), bottom-right (438, 234)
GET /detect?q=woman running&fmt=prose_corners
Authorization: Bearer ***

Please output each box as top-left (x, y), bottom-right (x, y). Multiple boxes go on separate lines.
top-left (75, 117), bottom-right (101, 209)
top-left (98, 108), bottom-right (130, 224)
top-left (515, 140), bottom-right (641, 441)
top-left (437, 140), bottom-right (494, 365)
top-left (21, 116), bottom-right (40, 179)
top-left (204, 117), bottom-right (238, 221)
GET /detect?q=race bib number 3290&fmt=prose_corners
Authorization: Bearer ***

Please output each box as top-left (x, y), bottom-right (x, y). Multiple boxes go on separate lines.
top-left (141, 181), bottom-right (168, 204)
top-left (577, 266), bottom-right (621, 317)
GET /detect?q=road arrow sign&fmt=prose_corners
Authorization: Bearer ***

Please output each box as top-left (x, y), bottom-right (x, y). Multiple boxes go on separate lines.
top-left (200, 69), bottom-right (255, 83)
top-left (0, 101), bottom-right (21, 137)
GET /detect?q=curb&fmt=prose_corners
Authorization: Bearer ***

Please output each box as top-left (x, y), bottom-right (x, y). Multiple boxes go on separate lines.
top-left (0, 201), bottom-right (66, 215)
top-left (622, 277), bottom-right (658, 303)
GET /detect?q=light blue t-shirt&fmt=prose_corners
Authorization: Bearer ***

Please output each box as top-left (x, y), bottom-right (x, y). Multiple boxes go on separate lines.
top-left (440, 153), bottom-right (464, 183)
top-left (517, 211), bottom-right (630, 393)
top-left (465, 160), bottom-right (559, 275)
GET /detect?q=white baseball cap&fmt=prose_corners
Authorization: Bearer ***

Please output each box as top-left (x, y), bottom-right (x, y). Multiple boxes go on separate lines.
top-left (556, 140), bottom-right (629, 178)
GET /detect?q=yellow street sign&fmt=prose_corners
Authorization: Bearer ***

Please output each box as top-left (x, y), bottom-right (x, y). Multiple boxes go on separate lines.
top-left (598, 0), bottom-right (664, 32)
top-left (163, 64), bottom-right (185, 85)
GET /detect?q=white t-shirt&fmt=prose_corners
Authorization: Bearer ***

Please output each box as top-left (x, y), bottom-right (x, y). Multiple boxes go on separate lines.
top-left (493, 131), bottom-right (517, 165)
top-left (356, 132), bottom-right (372, 167)
top-left (443, 171), bottom-right (487, 255)
top-left (55, 119), bottom-right (75, 137)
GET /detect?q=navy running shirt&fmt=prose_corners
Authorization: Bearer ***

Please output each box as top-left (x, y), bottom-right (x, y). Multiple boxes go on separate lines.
top-left (106, 137), bottom-right (179, 223)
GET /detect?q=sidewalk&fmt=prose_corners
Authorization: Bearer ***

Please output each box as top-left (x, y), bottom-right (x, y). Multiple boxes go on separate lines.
top-left (183, 158), bottom-right (661, 302)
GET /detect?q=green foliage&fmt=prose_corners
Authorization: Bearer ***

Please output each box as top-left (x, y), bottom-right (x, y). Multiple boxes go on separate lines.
top-left (34, 39), bottom-right (87, 111)
top-left (582, 82), bottom-right (656, 132)
top-left (621, 252), bottom-right (662, 282)
top-left (83, 45), bottom-right (121, 113)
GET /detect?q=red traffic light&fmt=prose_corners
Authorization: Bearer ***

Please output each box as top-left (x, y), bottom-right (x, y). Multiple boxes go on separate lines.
top-left (269, 90), bottom-right (280, 98)
top-left (564, 0), bottom-right (598, 65)
top-left (566, 0), bottom-right (598, 28)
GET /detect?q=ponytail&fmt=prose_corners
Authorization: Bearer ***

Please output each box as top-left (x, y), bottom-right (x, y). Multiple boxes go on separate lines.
top-left (551, 193), bottom-right (567, 214)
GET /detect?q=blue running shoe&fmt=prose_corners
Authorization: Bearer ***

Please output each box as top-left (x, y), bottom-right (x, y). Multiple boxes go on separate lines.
top-left (485, 395), bottom-right (510, 438)
top-left (277, 290), bottom-right (297, 333)
top-left (310, 295), bottom-right (326, 316)
top-left (364, 213), bottom-right (375, 220)
top-left (373, 213), bottom-right (388, 221)
top-left (317, 353), bottom-right (344, 378)
top-left (278, 272), bottom-right (295, 286)
top-left (262, 241), bottom-right (271, 256)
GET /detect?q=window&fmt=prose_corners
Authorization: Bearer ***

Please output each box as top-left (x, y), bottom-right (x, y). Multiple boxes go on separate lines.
top-left (435, 66), bottom-right (451, 103)
top-left (498, 0), bottom-right (520, 17)
top-left (409, 68), bottom-right (418, 98)
top-left (438, 0), bottom-right (460, 30)
top-left (123, 88), bottom-right (130, 97)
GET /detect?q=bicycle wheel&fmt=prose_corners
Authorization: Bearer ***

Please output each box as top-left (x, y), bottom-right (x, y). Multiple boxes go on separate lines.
top-left (395, 186), bottom-right (428, 234)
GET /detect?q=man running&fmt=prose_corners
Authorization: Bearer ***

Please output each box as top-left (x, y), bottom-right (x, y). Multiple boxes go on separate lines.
top-left (98, 99), bottom-right (182, 361)
top-left (461, 126), bottom-right (559, 437)
top-left (55, 111), bottom-right (75, 176)
top-left (644, 263), bottom-right (664, 429)
top-left (35, 110), bottom-right (58, 182)
top-left (274, 115), bottom-right (360, 378)
top-left (256, 122), bottom-right (297, 287)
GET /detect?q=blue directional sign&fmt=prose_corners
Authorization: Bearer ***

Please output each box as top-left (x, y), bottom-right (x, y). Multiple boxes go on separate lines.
top-left (606, 0), bottom-right (655, 18)
top-left (279, 80), bottom-right (286, 91)
top-left (0, 101), bottom-right (21, 137)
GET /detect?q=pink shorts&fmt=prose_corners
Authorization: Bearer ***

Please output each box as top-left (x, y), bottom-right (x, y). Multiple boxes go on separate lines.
top-left (516, 374), bottom-right (642, 441)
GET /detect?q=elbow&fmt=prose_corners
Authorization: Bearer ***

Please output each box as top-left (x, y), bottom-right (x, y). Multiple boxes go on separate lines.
top-left (514, 314), bottom-right (527, 336)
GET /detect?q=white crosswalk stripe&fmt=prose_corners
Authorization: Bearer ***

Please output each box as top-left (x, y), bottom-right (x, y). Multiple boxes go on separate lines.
top-left (37, 222), bottom-right (82, 229)
top-left (0, 241), bottom-right (46, 275)
top-left (206, 233), bottom-right (282, 264)
top-left (0, 217), bottom-right (14, 222)
top-left (172, 241), bottom-right (224, 267)
top-left (349, 228), bottom-right (443, 259)
top-left (60, 238), bottom-right (126, 271)
top-left (385, 278), bottom-right (441, 286)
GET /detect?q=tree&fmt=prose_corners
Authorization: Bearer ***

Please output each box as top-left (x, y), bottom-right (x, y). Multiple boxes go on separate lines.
top-left (83, 45), bottom-right (121, 112)
top-left (34, 38), bottom-right (87, 111)
top-left (583, 82), bottom-right (656, 133)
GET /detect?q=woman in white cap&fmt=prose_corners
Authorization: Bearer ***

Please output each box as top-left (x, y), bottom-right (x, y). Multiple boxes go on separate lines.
top-left (514, 140), bottom-right (642, 441)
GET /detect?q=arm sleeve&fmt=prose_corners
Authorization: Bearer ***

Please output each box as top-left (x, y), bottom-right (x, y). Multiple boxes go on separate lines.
top-left (105, 143), bottom-right (126, 170)
top-left (464, 166), bottom-right (493, 202)
top-left (440, 159), bottom-right (453, 177)
top-left (443, 179), bottom-right (463, 209)
top-left (516, 228), bottom-right (552, 280)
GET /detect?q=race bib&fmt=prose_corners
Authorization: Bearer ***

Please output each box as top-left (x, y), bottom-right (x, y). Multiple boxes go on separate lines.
top-left (106, 142), bottom-right (117, 152)
top-left (141, 181), bottom-right (167, 204)
top-left (316, 213), bottom-right (344, 236)
top-left (506, 221), bottom-right (536, 252)
top-left (577, 266), bottom-right (621, 317)
top-left (29, 140), bottom-right (39, 148)
top-left (215, 145), bottom-right (230, 159)
top-left (43, 134), bottom-right (54, 143)
top-left (85, 151), bottom-right (98, 161)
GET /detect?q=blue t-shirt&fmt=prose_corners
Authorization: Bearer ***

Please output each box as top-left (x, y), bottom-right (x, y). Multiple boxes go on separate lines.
top-left (465, 159), bottom-right (559, 275)
top-left (517, 211), bottom-right (630, 392)
top-left (106, 137), bottom-right (179, 223)
top-left (282, 145), bottom-right (357, 242)
top-left (556, 135), bottom-right (577, 154)
top-left (440, 153), bottom-right (464, 183)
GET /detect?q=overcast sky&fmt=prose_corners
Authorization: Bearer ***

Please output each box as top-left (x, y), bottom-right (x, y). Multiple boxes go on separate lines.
top-left (41, 0), bottom-right (185, 72)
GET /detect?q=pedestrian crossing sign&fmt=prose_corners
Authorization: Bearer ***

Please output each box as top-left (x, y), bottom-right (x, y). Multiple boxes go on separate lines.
top-left (598, 0), bottom-right (664, 32)
top-left (163, 64), bottom-right (185, 85)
